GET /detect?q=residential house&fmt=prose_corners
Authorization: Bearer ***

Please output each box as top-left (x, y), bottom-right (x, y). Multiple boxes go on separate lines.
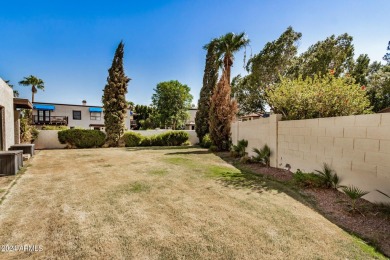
top-left (32, 100), bottom-right (132, 130)
top-left (185, 108), bottom-right (197, 130)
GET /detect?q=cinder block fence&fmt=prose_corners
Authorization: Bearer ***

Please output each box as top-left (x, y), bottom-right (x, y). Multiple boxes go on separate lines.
top-left (232, 113), bottom-right (390, 203)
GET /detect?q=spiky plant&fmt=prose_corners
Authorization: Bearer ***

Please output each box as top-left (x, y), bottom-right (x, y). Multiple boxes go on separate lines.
top-left (315, 163), bottom-right (342, 189)
top-left (231, 139), bottom-right (248, 157)
top-left (252, 144), bottom-right (271, 167)
top-left (342, 185), bottom-right (369, 211)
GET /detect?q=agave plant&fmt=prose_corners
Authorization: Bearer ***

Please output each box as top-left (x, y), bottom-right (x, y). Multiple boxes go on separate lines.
top-left (315, 163), bottom-right (343, 189)
top-left (342, 185), bottom-right (369, 211)
top-left (252, 144), bottom-right (271, 167)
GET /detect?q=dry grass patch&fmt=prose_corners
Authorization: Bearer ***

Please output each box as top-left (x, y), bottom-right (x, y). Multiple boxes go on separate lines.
top-left (0, 147), bottom-right (385, 259)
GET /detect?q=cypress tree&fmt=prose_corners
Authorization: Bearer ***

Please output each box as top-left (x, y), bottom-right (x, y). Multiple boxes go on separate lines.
top-left (195, 40), bottom-right (219, 143)
top-left (102, 41), bottom-right (130, 147)
top-left (209, 71), bottom-right (237, 151)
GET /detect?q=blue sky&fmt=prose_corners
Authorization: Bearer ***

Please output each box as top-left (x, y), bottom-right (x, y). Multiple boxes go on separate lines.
top-left (1, 0), bottom-right (389, 106)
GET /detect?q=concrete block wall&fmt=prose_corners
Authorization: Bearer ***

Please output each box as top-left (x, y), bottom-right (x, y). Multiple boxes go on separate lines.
top-left (232, 113), bottom-right (390, 203)
top-left (231, 114), bottom-right (281, 167)
top-left (278, 114), bottom-right (390, 203)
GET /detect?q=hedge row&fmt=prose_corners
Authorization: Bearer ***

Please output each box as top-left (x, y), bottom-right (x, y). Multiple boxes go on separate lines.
top-left (122, 131), bottom-right (189, 147)
top-left (58, 129), bottom-right (106, 148)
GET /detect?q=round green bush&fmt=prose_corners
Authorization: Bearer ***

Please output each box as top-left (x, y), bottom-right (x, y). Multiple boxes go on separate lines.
top-left (200, 133), bottom-right (212, 148)
top-left (58, 129), bottom-right (106, 148)
top-left (122, 132), bottom-right (143, 147)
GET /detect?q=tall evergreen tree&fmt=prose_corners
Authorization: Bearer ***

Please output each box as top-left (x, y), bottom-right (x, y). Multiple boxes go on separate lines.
top-left (195, 39), bottom-right (219, 142)
top-left (102, 41), bottom-right (130, 147)
top-left (209, 71), bottom-right (237, 151)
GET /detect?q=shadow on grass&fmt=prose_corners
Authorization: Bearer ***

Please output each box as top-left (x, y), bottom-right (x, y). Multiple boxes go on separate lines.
top-left (125, 146), bottom-right (199, 152)
top-left (165, 150), bottom-right (211, 155)
top-left (213, 152), bottom-right (314, 207)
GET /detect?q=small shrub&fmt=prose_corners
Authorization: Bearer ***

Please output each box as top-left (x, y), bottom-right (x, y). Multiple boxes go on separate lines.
top-left (209, 145), bottom-right (218, 152)
top-left (200, 134), bottom-right (212, 148)
top-left (252, 144), bottom-right (271, 167)
top-left (58, 129), bottom-right (106, 148)
top-left (293, 169), bottom-right (323, 188)
top-left (342, 185), bottom-right (369, 211)
top-left (150, 135), bottom-right (164, 146)
top-left (182, 140), bottom-right (191, 146)
top-left (315, 163), bottom-right (343, 189)
top-left (41, 125), bottom-right (68, 130)
top-left (231, 139), bottom-right (248, 158)
top-left (160, 131), bottom-right (189, 146)
top-left (139, 136), bottom-right (152, 146)
top-left (122, 132), bottom-right (143, 147)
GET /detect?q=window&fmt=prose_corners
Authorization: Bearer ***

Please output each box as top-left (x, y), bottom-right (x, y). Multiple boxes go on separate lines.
top-left (73, 110), bottom-right (81, 120)
top-left (90, 112), bottom-right (101, 120)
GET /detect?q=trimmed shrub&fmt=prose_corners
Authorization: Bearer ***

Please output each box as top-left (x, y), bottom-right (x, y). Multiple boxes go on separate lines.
top-left (150, 135), bottom-right (164, 146)
top-left (293, 169), bottom-right (324, 188)
top-left (139, 137), bottom-right (152, 146)
top-left (121, 131), bottom-right (190, 147)
top-left (160, 131), bottom-right (189, 146)
top-left (200, 134), bottom-right (212, 148)
top-left (122, 132), bottom-right (143, 147)
top-left (58, 129), bottom-right (106, 148)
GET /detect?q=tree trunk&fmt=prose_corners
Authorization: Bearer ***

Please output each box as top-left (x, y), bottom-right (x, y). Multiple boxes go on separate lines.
top-left (31, 85), bottom-right (37, 103)
top-left (223, 55), bottom-right (233, 85)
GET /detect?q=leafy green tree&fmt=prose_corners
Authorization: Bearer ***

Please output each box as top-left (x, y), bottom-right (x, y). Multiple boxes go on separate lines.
top-left (195, 39), bottom-right (219, 142)
top-left (232, 27), bottom-right (302, 115)
top-left (291, 33), bottom-right (354, 79)
top-left (351, 54), bottom-right (370, 86)
top-left (133, 105), bottom-right (157, 129)
top-left (18, 75), bottom-right (45, 102)
top-left (209, 72), bottom-right (237, 151)
top-left (216, 32), bottom-right (249, 84)
top-left (267, 73), bottom-right (370, 120)
top-left (366, 65), bottom-right (390, 112)
top-left (102, 41), bottom-right (130, 147)
top-left (152, 80), bottom-right (193, 130)
top-left (383, 41), bottom-right (390, 65)
top-left (231, 74), bottom-right (266, 115)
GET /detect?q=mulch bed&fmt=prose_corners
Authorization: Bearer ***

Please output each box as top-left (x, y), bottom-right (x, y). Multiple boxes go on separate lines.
top-left (219, 154), bottom-right (390, 257)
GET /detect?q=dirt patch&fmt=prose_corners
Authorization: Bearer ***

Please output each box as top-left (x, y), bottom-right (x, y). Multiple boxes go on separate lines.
top-left (219, 153), bottom-right (390, 257)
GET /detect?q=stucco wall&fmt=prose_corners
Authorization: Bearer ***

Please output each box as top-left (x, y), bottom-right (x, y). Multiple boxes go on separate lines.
top-left (0, 78), bottom-right (15, 150)
top-left (34, 130), bottom-right (66, 149)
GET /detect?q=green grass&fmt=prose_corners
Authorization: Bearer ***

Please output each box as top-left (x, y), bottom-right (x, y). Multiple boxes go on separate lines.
top-left (351, 235), bottom-right (388, 260)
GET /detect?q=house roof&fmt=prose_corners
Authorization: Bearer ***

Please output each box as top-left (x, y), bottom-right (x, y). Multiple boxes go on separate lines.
top-left (14, 98), bottom-right (33, 109)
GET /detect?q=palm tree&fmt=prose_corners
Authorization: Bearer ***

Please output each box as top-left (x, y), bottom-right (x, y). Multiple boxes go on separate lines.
top-left (18, 75), bottom-right (45, 103)
top-left (216, 32), bottom-right (250, 84)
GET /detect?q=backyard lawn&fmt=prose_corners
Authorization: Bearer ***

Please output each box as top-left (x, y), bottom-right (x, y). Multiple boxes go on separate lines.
top-left (0, 147), bottom-right (383, 259)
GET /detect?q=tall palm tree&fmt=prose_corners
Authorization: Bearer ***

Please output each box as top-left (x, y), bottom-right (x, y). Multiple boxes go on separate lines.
top-left (216, 32), bottom-right (250, 84)
top-left (18, 75), bottom-right (45, 103)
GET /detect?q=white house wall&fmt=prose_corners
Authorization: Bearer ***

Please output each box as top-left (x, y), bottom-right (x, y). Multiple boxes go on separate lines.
top-left (0, 78), bottom-right (15, 150)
